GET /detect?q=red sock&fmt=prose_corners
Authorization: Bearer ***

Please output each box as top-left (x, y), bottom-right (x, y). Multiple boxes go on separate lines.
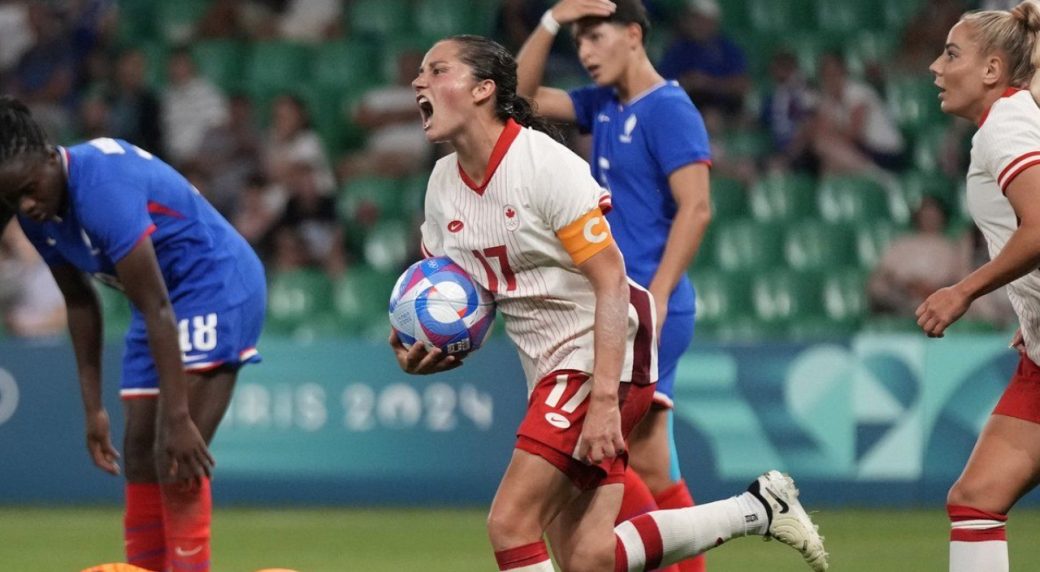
top-left (125, 483), bottom-right (166, 571)
top-left (161, 478), bottom-right (212, 572)
top-left (617, 469), bottom-right (659, 524)
top-left (655, 480), bottom-right (705, 572)
top-left (494, 540), bottom-right (553, 571)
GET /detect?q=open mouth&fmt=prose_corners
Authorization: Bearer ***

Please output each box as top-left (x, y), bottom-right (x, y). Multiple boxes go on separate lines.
top-left (417, 96), bottom-right (434, 130)
top-left (586, 64), bottom-right (601, 77)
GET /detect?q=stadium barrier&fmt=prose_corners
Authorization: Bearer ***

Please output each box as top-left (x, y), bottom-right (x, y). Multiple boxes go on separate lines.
top-left (1, 334), bottom-right (1036, 507)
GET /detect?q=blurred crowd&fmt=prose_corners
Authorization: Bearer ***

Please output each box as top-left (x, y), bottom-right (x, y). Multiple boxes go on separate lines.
top-left (0, 0), bottom-right (1017, 338)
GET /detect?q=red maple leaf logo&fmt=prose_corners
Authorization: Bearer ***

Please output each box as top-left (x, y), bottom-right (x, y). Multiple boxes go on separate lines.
top-left (505, 208), bottom-right (515, 218)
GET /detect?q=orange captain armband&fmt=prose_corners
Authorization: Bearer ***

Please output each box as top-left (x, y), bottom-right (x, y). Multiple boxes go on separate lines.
top-left (557, 207), bottom-right (614, 265)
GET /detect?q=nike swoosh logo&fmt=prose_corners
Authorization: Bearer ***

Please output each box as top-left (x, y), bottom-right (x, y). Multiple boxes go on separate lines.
top-left (765, 488), bottom-right (790, 514)
top-left (175, 545), bottom-right (203, 557)
top-left (46, 238), bottom-right (57, 246)
top-left (181, 354), bottom-right (210, 363)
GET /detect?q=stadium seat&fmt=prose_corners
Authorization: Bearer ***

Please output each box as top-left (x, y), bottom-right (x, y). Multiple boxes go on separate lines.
top-left (191, 40), bottom-right (246, 93)
top-left (717, 130), bottom-right (771, 162)
top-left (266, 269), bottom-right (334, 336)
top-left (889, 170), bottom-right (957, 225)
top-left (822, 267), bottom-right (869, 323)
top-left (363, 220), bottom-right (412, 273)
top-left (691, 269), bottom-right (753, 333)
top-left (333, 265), bottom-right (401, 337)
top-left (348, 0), bottom-right (414, 38)
top-left (751, 268), bottom-right (824, 325)
top-left (95, 284), bottom-right (131, 339)
top-left (691, 226), bottom-right (717, 270)
top-left (881, 0), bottom-right (925, 29)
top-left (414, 0), bottom-right (497, 37)
top-left (337, 176), bottom-right (405, 225)
top-left (786, 34), bottom-right (842, 80)
top-left (909, 123), bottom-right (953, 175)
top-left (745, 0), bottom-right (813, 33)
top-left (749, 173), bottom-right (817, 221)
top-left (713, 219), bottom-right (784, 271)
top-left (817, 176), bottom-right (891, 223)
top-left (813, 0), bottom-right (883, 33)
top-left (783, 221), bottom-right (854, 271)
top-left (244, 41), bottom-right (313, 99)
top-left (854, 220), bottom-right (906, 269)
top-left (116, 0), bottom-right (156, 44)
top-left (710, 177), bottom-right (747, 221)
top-left (311, 40), bottom-right (380, 94)
top-left (844, 30), bottom-right (898, 79)
top-left (887, 75), bottom-right (947, 134)
top-left (157, 0), bottom-right (210, 44)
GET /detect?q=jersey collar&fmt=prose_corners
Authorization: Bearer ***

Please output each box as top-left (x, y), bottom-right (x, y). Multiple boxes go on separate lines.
top-left (978, 87), bottom-right (1024, 127)
top-left (458, 118), bottom-right (522, 195)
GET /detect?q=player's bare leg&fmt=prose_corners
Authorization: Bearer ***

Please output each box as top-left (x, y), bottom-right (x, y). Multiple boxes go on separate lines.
top-left (628, 408), bottom-right (704, 572)
top-left (547, 483), bottom-right (625, 572)
top-left (947, 414), bottom-right (1040, 572)
top-left (487, 449), bottom-right (580, 571)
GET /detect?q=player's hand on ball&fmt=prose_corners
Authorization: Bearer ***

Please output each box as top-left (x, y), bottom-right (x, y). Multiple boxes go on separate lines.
top-left (389, 330), bottom-right (464, 375)
top-left (577, 392), bottom-right (625, 464)
top-left (915, 284), bottom-right (971, 338)
top-left (85, 408), bottom-right (121, 476)
top-left (551, 0), bottom-right (616, 25)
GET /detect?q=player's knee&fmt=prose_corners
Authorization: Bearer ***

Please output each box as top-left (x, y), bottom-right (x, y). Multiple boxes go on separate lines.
top-left (486, 506), bottom-right (540, 549)
top-left (947, 477), bottom-right (1004, 514)
top-left (122, 436), bottom-right (156, 481)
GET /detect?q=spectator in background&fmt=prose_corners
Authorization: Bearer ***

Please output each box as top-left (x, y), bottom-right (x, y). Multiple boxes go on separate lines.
top-left (869, 196), bottom-right (962, 316)
top-left (263, 93), bottom-right (335, 196)
top-left (76, 90), bottom-right (110, 141)
top-left (161, 47), bottom-right (228, 166)
top-left (0, 223), bottom-right (66, 338)
top-left (233, 173), bottom-right (283, 257)
top-left (7, 3), bottom-right (76, 141)
top-left (812, 53), bottom-right (905, 180)
top-left (277, 0), bottom-right (342, 42)
top-left (658, 0), bottom-right (750, 122)
top-left (760, 50), bottom-right (818, 174)
top-left (0, 1), bottom-right (33, 77)
top-left (273, 161), bottom-right (346, 277)
top-left (338, 48), bottom-right (433, 179)
top-left (192, 94), bottom-right (263, 218)
top-left (107, 48), bottom-right (164, 156)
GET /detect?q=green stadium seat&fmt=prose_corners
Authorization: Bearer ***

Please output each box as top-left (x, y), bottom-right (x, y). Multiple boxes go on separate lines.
top-left (751, 269), bottom-right (824, 325)
top-left (116, 0), bottom-right (156, 44)
top-left (817, 176), bottom-right (891, 223)
top-left (192, 40), bottom-right (246, 93)
top-left (415, 0), bottom-right (497, 37)
top-left (713, 219), bottom-right (784, 271)
top-left (717, 130), bottom-right (771, 162)
top-left (245, 42), bottom-right (313, 98)
top-left (691, 226), bottom-right (717, 270)
top-left (746, 0), bottom-right (813, 33)
top-left (333, 265), bottom-right (401, 337)
top-left (909, 123), bottom-right (952, 175)
top-left (710, 177), bottom-right (747, 221)
top-left (267, 269), bottom-right (334, 336)
top-left (813, 0), bottom-right (883, 33)
top-left (95, 284), bottom-right (131, 339)
top-left (157, 0), bottom-right (210, 44)
top-left (889, 170), bottom-right (957, 224)
top-left (844, 30), bottom-right (898, 79)
top-left (363, 220), bottom-right (412, 273)
top-left (349, 0), bottom-right (414, 38)
top-left (138, 42), bottom-right (168, 91)
top-left (749, 173), bottom-right (817, 221)
top-left (881, 0), bottom-right (925, 29)
top-left (337, 176), bottom-right (405, 225)
top-left (822, 267), bottom-right (869, 323)
top-left (854, 220), bottom-right (907, 269)
top-left (786, 34), bottom-right (842, 80)
top-left (783, 221), bottom-right (854, 270)
top-left (302, 86), bottom-right (366, 156)
top-left (691, 269), bottom-right (752, 332)
top-left (886, 75), bottom-right (947, 134)
top-left (311, 40), bottom-right (380, 93)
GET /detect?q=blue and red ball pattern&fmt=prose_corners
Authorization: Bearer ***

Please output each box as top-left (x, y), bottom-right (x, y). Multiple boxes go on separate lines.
top-left (389, 257), bottom-right (496, 355)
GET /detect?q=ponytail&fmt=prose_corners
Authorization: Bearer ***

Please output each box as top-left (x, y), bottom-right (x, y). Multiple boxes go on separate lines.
top-left (1011, 0), bottom-right (1040, 99)
top-left (962, 1), bottom-right (1040, 93)
top-left (507, 94), bottom-right (562, 141)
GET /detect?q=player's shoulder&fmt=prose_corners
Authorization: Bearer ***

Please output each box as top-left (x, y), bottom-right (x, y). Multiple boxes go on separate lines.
top-left (517, 127), bottom-right (588, 171)
top-left (982, 90), bottom-right (1040, 132)
top-left (642, 81), bottom-right (698, 114)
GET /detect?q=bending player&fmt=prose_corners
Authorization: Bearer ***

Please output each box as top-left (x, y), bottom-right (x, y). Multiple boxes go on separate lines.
top-left (390, 34), bottom-right (827, 572)
top-left (0, 97), bottom-right (265, 572)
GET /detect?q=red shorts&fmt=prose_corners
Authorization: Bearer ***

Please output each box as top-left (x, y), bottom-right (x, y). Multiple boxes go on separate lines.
top-left (516, 370), bottom-right (655, 491)
top-left (993, 354), bottom-right (1040, 423)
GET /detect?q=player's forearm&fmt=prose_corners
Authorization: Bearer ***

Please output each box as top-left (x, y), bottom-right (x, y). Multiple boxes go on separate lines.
top-left (516, 22), bottom-right (555, 98)
top-left (956, 223), bottom-right (1040, 301)
top-left (590, 275), bottom-right (629, 398)
top-left (142, 303), bottom-right (191, 420)
top-left (649, 201), bottom-right (711, 300)
top-left (66, 299), bottom-right (104, 412)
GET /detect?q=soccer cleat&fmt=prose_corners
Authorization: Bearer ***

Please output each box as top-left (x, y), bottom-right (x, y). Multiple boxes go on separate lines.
top-left (749, 470), bottom-right (830, 571)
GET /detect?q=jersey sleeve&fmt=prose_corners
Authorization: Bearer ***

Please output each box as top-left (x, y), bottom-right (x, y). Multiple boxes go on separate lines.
top-left (568, 85), bottom-right (609, 134)
top-left (979, 99), bottom-right (1040, 193)
top-left (537, 149), bottom-right (615, 265)
top-left (77, 178), bottom-right (155, 263)
top-left (17, 219), bottom-right (68, 267)
top-left (645, 94), bottom-right (712, 176)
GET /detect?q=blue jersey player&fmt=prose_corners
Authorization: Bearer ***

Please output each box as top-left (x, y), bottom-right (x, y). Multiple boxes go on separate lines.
top-left (0, 97), bottom-right (265, 572)
top-left (517, 2), bottom-right (712, 567)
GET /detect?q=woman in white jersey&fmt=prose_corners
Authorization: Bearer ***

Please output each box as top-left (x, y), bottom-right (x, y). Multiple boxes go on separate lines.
top-left (920, 2), bottom-right (1040, 571)
top-left (390, 34), bottom-right (827, 572)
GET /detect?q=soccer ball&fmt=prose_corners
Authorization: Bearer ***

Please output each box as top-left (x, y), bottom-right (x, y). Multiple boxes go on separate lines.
top-left (389, 256), bottom-right (496, 355)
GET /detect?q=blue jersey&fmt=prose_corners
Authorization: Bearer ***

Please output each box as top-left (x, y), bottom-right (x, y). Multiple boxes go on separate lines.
top-left (18, 138), bottom-right (262, 310)
top-left (569, 81), bottom-right (711, 313)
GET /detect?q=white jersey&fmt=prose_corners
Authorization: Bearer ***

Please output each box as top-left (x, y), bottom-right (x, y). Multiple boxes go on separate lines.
top-left (420, 120), bottom-right (657, 391)
top-left (967, 88), bottom-right (1040, 362)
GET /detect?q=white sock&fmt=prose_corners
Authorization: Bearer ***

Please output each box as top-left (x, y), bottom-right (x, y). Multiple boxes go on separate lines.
top-left (614, 493), bottom-right (768, 570)
top-left (950, 541), bottom-right (1008, 572)
top-left (948, 504), bottom-right (1008, 572)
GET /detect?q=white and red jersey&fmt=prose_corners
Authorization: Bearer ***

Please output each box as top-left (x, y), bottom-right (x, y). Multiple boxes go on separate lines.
top-left (967, 87), bottom-right (1040, 363)
top-left (420, 119), bottom-right (657, 391)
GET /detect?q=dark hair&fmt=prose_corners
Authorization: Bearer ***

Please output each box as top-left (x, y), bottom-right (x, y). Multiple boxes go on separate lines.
top-left (446, 34), bottom-right (562, 141)
top-left (0, 96), bottom-right (49, 168)
top-left (575, 0), bottom-right (651, 45)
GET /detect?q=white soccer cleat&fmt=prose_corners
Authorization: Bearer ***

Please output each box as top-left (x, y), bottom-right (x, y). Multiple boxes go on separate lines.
top-left (752, 470), bottom-right (830, 571)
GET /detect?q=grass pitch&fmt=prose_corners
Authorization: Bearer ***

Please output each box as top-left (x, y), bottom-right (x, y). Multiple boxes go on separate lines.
top-left (2, 506), bottom-right (1040, 571)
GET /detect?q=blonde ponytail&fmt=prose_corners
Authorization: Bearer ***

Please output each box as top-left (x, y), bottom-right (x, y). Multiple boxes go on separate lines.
top-left (1011, 0), bottom-right (1040, 99)
top-left (962, 0), bottom-right (1040, 93)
